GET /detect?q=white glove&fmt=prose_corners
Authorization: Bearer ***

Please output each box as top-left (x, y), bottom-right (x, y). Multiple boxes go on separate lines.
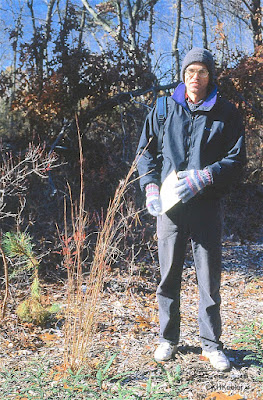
top-left (145, 183), bottom-right (161, 216)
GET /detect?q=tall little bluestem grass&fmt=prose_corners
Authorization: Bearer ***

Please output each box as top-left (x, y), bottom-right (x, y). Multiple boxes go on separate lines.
top-left (61, 117), bottom-right (140, 373)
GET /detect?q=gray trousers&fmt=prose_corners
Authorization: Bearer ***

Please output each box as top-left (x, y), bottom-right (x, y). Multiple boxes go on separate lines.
top-left (156, 198), bottom-right (223, 351)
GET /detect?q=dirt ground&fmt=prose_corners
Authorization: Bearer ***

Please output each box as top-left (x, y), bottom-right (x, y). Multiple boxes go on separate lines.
top-left (0, 238), bottom-right (262, 399)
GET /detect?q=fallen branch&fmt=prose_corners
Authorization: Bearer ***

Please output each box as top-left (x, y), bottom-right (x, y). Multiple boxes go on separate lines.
top-left (81, 82), bottom-right (179, 121)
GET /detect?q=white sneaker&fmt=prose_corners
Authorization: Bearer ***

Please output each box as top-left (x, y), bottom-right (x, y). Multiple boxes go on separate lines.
top-left (202, 350), bottom-right (231, 371)
top-left (154, 342), bottom-right (177, 362)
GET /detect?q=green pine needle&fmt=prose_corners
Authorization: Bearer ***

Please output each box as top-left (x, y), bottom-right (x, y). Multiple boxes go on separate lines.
top-left (2, 231), bottom-right (39, 272)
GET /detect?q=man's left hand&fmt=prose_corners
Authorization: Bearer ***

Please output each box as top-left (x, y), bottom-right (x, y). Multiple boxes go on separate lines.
top-left (175, 169), bottom-right (213, 203)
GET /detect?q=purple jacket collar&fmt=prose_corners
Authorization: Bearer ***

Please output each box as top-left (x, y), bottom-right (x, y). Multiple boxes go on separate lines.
top-left (171, 82), bottom-right (218, 111)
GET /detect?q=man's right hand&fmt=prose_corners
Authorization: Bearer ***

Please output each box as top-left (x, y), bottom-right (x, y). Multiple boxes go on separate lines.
top-left (145, 183), bottom-right (162, 216)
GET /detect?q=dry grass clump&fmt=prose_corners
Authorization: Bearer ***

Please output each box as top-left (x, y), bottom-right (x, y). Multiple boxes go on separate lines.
top-left (61, 120), bottom-right (139, 372)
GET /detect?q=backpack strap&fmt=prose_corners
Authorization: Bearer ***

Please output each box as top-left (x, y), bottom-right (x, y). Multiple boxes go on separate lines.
top-left (157, 96), bottom-right (167, 155)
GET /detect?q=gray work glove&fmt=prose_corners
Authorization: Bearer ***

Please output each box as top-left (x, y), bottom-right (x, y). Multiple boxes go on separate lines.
top-left (174, 168), bottom-right (213, 203)
top-left (145, 183), bottom-right (161, 216)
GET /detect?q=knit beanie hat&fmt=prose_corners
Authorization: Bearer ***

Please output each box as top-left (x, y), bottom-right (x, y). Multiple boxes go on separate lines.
top-left (180, 47), bottom-right (215, 84)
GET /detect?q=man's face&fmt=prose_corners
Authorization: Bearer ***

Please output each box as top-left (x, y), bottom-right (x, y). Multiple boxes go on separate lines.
top-left (184, 62), bottom-right (210, 99)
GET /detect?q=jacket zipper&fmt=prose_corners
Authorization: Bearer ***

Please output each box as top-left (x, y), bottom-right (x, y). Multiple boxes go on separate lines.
top-left (187, 113), bottom-right (195, 164)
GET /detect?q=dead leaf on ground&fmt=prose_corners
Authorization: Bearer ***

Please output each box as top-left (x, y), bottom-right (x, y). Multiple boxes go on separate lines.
top-left (39, 332), bottom-right (58, 343)
top-left (199, 355), bottom-right (209, 361)
top-left (205, 392), bottom-right (245, 400)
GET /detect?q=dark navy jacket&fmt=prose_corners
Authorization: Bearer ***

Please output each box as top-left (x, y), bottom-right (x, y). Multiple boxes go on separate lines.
top-left (136, 82), bottom-right (246, 198)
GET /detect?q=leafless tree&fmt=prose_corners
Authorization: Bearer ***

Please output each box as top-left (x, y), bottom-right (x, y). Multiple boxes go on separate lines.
top-left (78, 5), bottom-right (87, 50)
top-left (80, 0), bottom-right (159, 65)
top-left (8, 9), bottom-right (23, 134)
top-left (242, 0), bottom-right (262, 48)
top-left (208, 0), bottom-right (262, 52)
top-left (198, 0), bottom-right (208, 48)
top-left (27, 0), bottom-right (57, 78)
top-left (172, 0), bottom-right (182, 81)
top-left (229, 0), bottom-right (262, 48)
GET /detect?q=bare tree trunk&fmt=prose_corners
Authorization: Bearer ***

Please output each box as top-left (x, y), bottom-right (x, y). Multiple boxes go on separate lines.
top-left (9, 12), bottom-right (23, 135)
top-left (233, 0), bottom-right (263, 49)
top-left (248, 0), bottom-right (262, 48)
top-left (27, 0), bottom-right (42, 75)
top-left (27, 0), bottom-right (56, 77)
top-left (172, 0), bottom-right (182, 81)
top-left (59, 0), bottom-right (70, 74)
top-left (126, 0), bottom-right (137, 52)
top-left (78, 6), bottom-right (86, 50)
top-left (27, 0), bottom-right (37, 34)
top-left (146, 0), bottom-right (155, 72)
top-left (116, 0), bottom-right (124, 48)
top-left (189, 1), bottom-right (196, 48)
top-left (80, 0), bottom-right (158, 60)
top-left (56, 0), bottom-right (63, 25)
top-left (81, 0), bottom-right (125, 45)
top-left (9, 45), bottom-right (17, 135)
top-left (44, 0), bottom-right (57, 75)
top-left (198, 0), bottom-right (208, 48)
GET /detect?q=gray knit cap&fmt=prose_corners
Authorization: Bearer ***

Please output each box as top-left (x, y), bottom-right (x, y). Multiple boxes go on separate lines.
top-left (180, 47), bottom-right (215, 83)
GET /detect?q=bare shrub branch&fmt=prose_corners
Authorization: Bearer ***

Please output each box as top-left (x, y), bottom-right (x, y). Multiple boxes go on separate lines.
top-left (0, 144), bottom-right (58, 220)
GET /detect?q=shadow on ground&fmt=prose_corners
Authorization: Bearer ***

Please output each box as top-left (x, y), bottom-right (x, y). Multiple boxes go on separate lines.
top-left (178, 345), bottom-right (262, 369)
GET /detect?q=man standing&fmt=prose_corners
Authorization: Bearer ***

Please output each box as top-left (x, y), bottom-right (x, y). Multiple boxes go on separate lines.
top-left (136, 48), bottom-right (246, 371)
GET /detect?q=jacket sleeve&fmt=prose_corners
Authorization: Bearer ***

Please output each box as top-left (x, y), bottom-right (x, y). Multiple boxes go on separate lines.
top-left (207, 104), bottom-right (247, 188)
top-left (136, 106), bottom-right (161, 191)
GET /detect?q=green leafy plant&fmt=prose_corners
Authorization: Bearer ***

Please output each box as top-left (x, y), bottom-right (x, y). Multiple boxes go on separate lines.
top-left (94, 352), bottom-right (133, 392)
top-left (0, 354), bottom-right (189, 399)
top-left (147, 362), bottom-right (189, 399)
top-left (2, 231), bottom-right (59, 325)
top-left (0, 359), bottom-right (97, 399)
top-left (234, 321), bottom-right (263, 380)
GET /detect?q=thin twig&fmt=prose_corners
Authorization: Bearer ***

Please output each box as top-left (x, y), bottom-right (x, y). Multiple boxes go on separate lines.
top-left (0, 244), bottom-right (9, 319)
